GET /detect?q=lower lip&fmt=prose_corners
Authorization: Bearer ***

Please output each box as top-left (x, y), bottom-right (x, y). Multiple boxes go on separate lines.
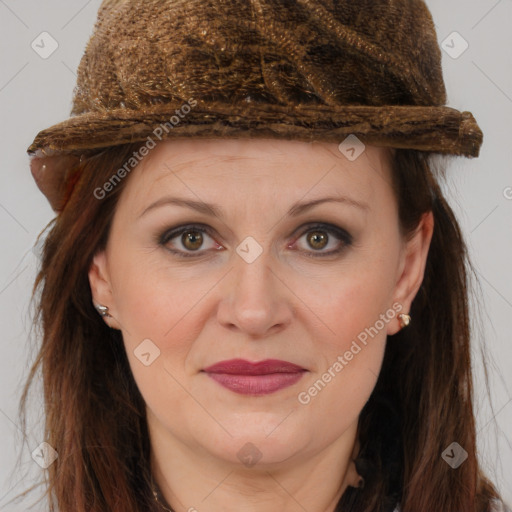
top-left (205, 372), bottom-right (306, 395)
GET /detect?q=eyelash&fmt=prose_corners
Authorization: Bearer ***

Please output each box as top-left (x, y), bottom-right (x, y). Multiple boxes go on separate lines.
top-left (157, 222), bottom-right (353, 259)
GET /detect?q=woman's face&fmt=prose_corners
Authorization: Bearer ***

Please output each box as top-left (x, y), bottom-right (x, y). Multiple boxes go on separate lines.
top-left (89, 138), bottom-right (432, 470)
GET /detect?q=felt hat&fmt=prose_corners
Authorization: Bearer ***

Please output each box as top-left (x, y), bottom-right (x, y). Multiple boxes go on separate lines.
top-left (27, 0), bottom-right (483, 212)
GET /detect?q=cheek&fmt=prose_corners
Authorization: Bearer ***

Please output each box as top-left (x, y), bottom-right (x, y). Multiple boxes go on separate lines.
top-left (109, 247), bottom-right (214, 384)
top-left (296, 282), bottom-right (390, 431)
top-left (303, 246), bottom-right (398, 355)
top-left (294, 248), bottom-right (399, 421)
top-left (111, 242), bottom-right (209, 337)
top-left (110, 260), bottom-right (210, 423)
top-left (306, 274), bottom-right (390, 378)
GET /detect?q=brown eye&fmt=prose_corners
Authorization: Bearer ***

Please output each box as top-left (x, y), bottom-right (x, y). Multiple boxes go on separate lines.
top-left (159, 224), bottom-right (222, 258)
top-left (293, 223), bottom-right (353, 257)
top-left (306, 231), bottom-right (328, 250)
top-left (181, 230), bottom-right (204, 251)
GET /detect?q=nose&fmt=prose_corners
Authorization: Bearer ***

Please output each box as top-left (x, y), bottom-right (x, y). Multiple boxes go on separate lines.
top-left (216, 247), bottom-right (293, 338)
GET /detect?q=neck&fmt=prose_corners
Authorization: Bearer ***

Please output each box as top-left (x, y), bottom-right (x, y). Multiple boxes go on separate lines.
top-left (148, 412), bottom-right (360, 512)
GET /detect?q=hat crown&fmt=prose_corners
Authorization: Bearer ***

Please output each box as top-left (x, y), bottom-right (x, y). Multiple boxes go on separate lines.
top-left (28, 0), bottom-right (484, 214)
top-left (71, 0), bottom-right (446, 115)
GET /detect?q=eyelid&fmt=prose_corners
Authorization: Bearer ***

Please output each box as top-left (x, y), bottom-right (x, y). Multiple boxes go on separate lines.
top-left (292, 222), bottom-right (352, 245)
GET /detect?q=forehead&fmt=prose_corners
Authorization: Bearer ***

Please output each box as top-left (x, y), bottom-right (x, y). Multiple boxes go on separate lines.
top-left (118, 138), bottom-right (395, 212)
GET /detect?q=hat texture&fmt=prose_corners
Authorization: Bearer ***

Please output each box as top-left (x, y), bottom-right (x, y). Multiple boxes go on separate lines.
top-left (28, 0), bottom-right (483, 211)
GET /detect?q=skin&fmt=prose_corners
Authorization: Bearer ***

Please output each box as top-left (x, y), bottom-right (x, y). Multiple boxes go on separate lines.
top-left (89, 138), bottom-right (434, 512)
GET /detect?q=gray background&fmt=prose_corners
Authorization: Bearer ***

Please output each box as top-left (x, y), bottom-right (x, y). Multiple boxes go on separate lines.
top-left (0, 0), bottom-right (511, 510)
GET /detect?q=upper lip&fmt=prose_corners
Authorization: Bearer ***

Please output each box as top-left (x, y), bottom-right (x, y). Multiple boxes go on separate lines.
top-left (202, 359), bottom-right (306, 375)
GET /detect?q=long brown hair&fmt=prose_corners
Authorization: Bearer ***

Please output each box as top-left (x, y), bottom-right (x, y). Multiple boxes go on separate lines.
top-left (12, 141), bottom-right (504, 511)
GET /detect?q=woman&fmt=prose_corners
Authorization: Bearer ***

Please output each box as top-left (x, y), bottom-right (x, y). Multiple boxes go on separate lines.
top-left (17, 0), bottom-right (510, 511)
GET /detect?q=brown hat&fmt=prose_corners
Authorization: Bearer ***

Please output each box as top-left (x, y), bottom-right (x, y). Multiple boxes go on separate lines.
top-left (28, 0), bottom-right (483, 212)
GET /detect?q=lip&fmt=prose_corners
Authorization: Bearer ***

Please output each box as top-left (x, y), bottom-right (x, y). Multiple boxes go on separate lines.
top-left (203, 358), bottom-right (306, 375)
top-left (202, 359), bottom-right (307, 395)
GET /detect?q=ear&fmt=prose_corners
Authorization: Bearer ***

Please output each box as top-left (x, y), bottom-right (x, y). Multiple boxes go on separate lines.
top-left (387, 210), bottom-right (434, 336)
top-left (88, 249), bottom-right (121, 330)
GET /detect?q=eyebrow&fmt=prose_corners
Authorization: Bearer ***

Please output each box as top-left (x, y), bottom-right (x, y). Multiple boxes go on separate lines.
top-left (137, 195), bottom-right (369, 220)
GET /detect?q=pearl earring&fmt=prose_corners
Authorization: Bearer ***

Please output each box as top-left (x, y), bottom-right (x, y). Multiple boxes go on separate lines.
top-left (398, 313), bottom-right (411, 330)
top-left (94, 303), bottom-right (111, 318)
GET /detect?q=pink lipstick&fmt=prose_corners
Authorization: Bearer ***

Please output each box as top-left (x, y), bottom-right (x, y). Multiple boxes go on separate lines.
top-left (202, 359), bottom-right (307, 395)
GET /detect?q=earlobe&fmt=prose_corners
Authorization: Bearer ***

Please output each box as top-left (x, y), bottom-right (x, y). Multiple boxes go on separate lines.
top-left (388, 211), bottom-right (434, 335)
top-left (88, 250), bottom-right (121, 330)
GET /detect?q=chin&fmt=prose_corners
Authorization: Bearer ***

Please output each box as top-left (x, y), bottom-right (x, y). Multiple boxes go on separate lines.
top-left (192, 419), bottom-right (310, 468)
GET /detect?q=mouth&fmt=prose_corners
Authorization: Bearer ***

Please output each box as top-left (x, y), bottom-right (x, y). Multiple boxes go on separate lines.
top-left (201, 359), bottom-right (307, 395)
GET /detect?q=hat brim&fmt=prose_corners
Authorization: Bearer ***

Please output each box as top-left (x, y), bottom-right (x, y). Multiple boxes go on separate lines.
top-left (27, 102), bottom-right (483, 158)
top-left (27, 102), bottom-right (483, 213)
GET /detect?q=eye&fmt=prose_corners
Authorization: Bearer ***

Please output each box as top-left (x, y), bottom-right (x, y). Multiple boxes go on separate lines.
top-left (291, 223), bottom-right (352, 257)
top-left (159, 224), bottom-right (222, 258)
